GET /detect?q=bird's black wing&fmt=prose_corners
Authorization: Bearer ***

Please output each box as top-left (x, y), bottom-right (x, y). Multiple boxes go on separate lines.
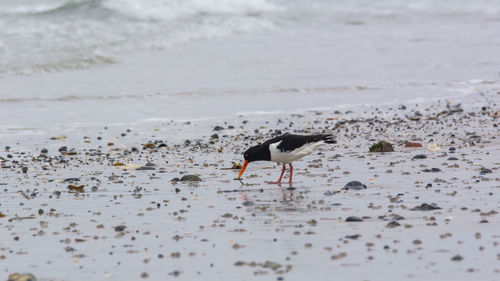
top-left (271, 134), bottom-right (336, 152)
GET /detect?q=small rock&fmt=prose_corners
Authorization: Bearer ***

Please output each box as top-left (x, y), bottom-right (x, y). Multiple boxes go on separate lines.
top-left (405, 142), bottom-right (422, 148)
top-left (136, 166), bottom-right (155, 171)
top-left (411, 203), bottom-right (441, 211)
top-left (412, 154), bottom-right (427, 160)
top-left (447, 157), bottom-right (459, 161)
top-left (451, 254), bottom-right (463, 261)
top-left (213, 126), bottom-right (224, 131)
top-left (180, 175), bottom-right (201, 182)
top-left (369, 141), bottom-right (394, 152)
top-left (64, 178), bottom-right (80, 182)
top-left (345, 216), bottom-right (363, 222)
top-left (324, 191), bottom-right (334, 196)
top-left (114, 225), bottom-right (126, 232)
top-left (343, 181), bottom-right (366, 190)
top-left (7, 273), bottom-right (37, 281)
top-left (231, 162), bottom-right (242, 169)
top-left (386, 221), bottom-right (401, 228)
top-left (427, 143), bottom-right (441, 152)
top-left (67, 185), bottom-right (84, 193)
top-left (423, 168), bottom-right (441, 173)
top-left (479, 168), bottom-right (492, 175)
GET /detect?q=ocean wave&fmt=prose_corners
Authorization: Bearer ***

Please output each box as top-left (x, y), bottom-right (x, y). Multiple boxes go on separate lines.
top-left (0, 0), bottom-right (280, 76)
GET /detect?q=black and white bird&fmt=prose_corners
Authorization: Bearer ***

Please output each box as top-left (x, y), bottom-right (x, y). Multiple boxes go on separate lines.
top-left (237, 133), bottom-right (336, 185)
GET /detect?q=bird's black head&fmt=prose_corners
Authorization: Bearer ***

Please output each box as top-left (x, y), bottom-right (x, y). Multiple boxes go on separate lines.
top-left (243, 144), bottom-right (270, 163)
top-left (238, 143), bottom-right (271, 179)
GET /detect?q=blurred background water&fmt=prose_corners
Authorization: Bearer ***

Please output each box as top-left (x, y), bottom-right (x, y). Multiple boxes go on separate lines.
top-left (0, 0), bottom-right (499, 136)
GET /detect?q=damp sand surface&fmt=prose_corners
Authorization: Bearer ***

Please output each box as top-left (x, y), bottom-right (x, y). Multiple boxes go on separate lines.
top-left (1, 93), bottom-right (499, 281)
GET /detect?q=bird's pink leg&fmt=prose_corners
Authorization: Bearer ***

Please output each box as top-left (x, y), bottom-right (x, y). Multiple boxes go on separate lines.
top-left (269, 164), bottom-right (286, 184)
top-left (288, 163), bottom-right (293, 186)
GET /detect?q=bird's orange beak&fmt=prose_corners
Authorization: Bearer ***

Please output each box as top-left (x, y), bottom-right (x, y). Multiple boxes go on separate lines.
top-left (237, 160), bottom-right (249, 179)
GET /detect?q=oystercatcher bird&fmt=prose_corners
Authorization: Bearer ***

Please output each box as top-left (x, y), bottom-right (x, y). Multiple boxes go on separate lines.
top-left (237, 133), bottom-right (336, 185)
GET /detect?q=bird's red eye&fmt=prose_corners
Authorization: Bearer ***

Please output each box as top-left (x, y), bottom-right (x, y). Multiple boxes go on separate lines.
top-left (244, 153), bottom-right (248, 158)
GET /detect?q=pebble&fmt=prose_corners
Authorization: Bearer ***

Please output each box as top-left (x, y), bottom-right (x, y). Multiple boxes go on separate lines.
top-left (136, 166), bottom-right (155, 171)
top-left (423, 168), bottom-right (441, 172)
top-left (180, 175), bottom-right (202, 181)
top-left (412, 154), bottom-right (427, 160)
top-left (447, 157), bottom-right (459, 161)
top-left (114, 225), bottom-right (126, 232)
top-left (345, 216), bottom-right (363, 222)
top-left (343, 181), bottom-right (366, 190)
top-left (7, 273), bottom-right (37, 281)
top-left (405, 142), bottom-right (422, 148)
top-left (451, 254), bottom-right (463, 261)
top-left (411, 203), bottom-right (441, 211)
top-left (369, 141), bottom-right (394, 152)
top-left (386, 221), bottom-right (401, 228)
top-left (479, 168), bottom-right (492, 175)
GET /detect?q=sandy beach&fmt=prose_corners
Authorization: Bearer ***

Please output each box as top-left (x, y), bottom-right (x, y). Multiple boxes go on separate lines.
top-left (1, 0), bottom-right (500, 280)
top-left (1, 90), bottom-right (499, 281)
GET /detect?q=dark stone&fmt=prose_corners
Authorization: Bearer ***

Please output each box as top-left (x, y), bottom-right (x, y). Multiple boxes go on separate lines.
top-left (480, 168), bottom-right (492, 175)
top-left (345, 216), bottom-right (363, 222)
top-left (423, 168), bottom-right (441, 173)
top-left (114, 225), bottom-right (126, 232)
top-left (242, 201), bottom-right (255, 206)
top-left (211, 134), bottom-right (219, 139)
top-left (41, 148), bottom-right (48, 154)
top-left (447, 157), bottom-right (459, 161)
top-left (64, 178), bottom-right (80, 182)
top-left (58, 146), bottom-right (68, 153)
top-left (136, 166), bottom-right (155, 171)
top-left (369, 141), bottom-right (394, 152)
top-left (425, 183), bottom-right (432, 188)
top-left (345, 234), bottom-right (360, 240)
top-left (180, 175), bottom-right (201, 182)
top-left (412, 154), bottom-right (427, 160)
top-left (343, 181), bottom-right (366, 190)
top-left (451, 254), bottom-right (463, 261)
top-left (411, 203), bottom-right (441, 211)
top-left (386, 221), bottom-right (401, 228)
top-left (171, 177), bottom-right (180, 182)
top-left (21, 167), bottom-right (28, 173)
top-left (448, 147), bottom-right (456, 152)
top-left (323, 191), bottom-right (334, 196)
top-left (213, 126), bottom-right (224, 131)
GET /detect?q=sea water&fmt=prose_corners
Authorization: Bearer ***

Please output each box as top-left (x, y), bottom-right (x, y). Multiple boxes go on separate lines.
top-left (0, 0), bottom-right (499, 137)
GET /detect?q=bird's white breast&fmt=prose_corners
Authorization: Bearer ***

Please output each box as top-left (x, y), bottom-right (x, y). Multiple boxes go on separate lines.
top-left (269, 140), bottom-right (325, 163)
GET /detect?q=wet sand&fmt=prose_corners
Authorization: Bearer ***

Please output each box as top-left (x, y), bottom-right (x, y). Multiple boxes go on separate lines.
top-left (1, 92), bottom-right (499, 281)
